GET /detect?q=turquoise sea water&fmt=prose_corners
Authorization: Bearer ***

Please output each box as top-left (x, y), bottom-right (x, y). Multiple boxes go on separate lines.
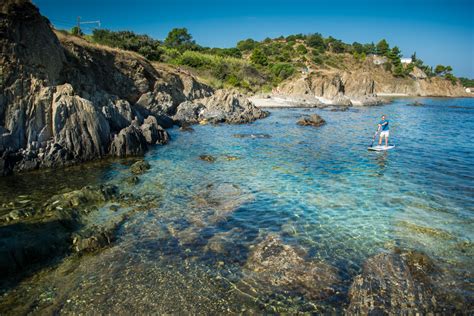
top-left (1, 98), bottom-right (473, 313)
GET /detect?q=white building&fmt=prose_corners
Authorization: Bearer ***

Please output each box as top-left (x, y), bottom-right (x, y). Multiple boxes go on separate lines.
top-left (401, 57), bottom-right (412, 64)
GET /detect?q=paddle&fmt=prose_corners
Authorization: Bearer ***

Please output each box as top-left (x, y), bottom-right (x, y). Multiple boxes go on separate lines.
top-left (370, 128), bottom-right (380, 147)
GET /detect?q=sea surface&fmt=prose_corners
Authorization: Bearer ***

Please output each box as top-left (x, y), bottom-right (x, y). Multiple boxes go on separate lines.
top-left (1, 98), bottom-right (473, 313)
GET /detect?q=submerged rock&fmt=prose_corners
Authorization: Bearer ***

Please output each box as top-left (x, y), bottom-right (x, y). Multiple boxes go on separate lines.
top-left (195, 183), bottom-right (253, 215)
top-left (0, 184), bottom-right (122, 279)
top-left (125, 175), bottom-right (140, 185)
top-left (224, 155), bottom-right (240, 161)
top-left (130, 160), bottom-right (151, 175)
top-left (244, 234), bottom-right (340, 301)
top-left (347, 251), bottom-right (442, 314)
top-left (233, 133), bottom-right (271, 139)
top-left (297, 114), bottom-right (326, 127)
top-left (199, 155), bottom-right (216, 163)
top-left (407, 100), bottom-right (424, 106)
top-left (179, 124), bottom-right (195, 132)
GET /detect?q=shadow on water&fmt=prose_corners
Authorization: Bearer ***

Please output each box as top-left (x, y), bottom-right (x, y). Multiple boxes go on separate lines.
top-left (373, 151), bottom-right (389, 175)
top-left (0, 218), bottom-right (83, 292)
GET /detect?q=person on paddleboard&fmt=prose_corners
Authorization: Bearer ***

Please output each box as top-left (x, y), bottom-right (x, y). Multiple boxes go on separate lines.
top-left (378, 115), bottom-right (389, 147)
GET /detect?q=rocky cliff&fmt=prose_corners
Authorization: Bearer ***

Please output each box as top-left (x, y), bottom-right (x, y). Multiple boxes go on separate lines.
top-left (0, 0), bottom-right (267, 175)
top-left (276, 54), bottom-right (470, 105)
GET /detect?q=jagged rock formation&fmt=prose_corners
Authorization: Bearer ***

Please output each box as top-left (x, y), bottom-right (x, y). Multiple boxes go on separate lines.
top-left (277, 55), bottom-right (469, 103)
top-left (0, 0), bottom-right (267, 175)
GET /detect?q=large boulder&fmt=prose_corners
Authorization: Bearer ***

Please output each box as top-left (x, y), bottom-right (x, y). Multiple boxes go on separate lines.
top-left (297, 114), bottom-right (326, 127)
top-left (109, 124), bottom-right (148, 157)
top-left (140, 115), bottom-right (169, 145)
top-left (173, 90), bottom-right (269, 125)
top-left (172, 101), bottom-right (205, 125)
top-left (52, 84), bottom-right (110, 160)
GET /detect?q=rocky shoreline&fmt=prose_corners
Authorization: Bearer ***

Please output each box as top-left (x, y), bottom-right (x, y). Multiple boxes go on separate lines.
top-left (0, 0), bottom-right (268, 176)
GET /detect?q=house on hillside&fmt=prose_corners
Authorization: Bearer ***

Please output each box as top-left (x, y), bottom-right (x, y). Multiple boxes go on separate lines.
top-left (466, 87), bottom-right (474, 93)
top-left (401, 57), bottom-right (412, 64)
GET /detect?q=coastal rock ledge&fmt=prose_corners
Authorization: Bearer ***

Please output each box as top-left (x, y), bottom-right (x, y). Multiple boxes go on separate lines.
top-left (0, 0), bottom-right (267, 175)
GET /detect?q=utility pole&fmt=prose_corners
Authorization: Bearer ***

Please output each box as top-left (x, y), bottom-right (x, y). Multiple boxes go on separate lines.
top-left (77, 16), bottom-right (81, 33)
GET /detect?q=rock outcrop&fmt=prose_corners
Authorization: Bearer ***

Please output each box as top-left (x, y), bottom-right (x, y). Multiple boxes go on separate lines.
top-left (297, 114), bottom-right (326, 127)
top-left (173, 89), bottom-right (268, 125)
top-left (0, 0), bottom-right (267, 175)
top-left (277, 55), bottom-right (469, 103)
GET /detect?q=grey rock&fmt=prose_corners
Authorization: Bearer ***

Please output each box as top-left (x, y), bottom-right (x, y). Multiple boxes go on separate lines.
top-left (297, 114), bottom-right (326, 127)
top-left (130, 160), bottom-right (151, 175)
top-left (109, 125), bottom-right (148, 157)
top-left (140, 116), bottom-right (169, 145)
top-left (199, 155), bottom-right (216, 163)
top-left (0, 0), bottom-right (267, 176)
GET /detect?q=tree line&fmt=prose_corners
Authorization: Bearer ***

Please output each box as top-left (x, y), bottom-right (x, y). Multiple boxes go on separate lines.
top-left (71, 27), bottom-right (465, 91)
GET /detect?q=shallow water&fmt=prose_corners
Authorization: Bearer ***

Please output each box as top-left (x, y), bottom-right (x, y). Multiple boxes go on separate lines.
top-left (1, 98), bottom-right (473, 313)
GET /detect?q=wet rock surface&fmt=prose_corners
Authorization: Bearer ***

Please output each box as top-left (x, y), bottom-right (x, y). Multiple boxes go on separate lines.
top-left (130, 160), bottom-right (151, 175)
top-left (297, 114), bottom-right (326, 127)
top-left (199, 155), bottom-right (216, 163)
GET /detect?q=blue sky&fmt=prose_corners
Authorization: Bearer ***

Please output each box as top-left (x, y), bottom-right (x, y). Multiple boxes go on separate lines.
top-left (34, 0), bottom-right (474, 77)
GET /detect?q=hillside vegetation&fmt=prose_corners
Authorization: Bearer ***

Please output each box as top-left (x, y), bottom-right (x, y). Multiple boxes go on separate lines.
top-left (59, 27), bottom-right (466, 93)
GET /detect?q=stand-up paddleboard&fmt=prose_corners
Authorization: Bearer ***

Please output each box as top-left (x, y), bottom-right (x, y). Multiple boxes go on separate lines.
top-left (368, 145), bottom-right (395, 151)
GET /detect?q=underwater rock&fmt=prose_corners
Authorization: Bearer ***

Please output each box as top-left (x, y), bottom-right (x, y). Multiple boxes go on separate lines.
top-left (204, 228), bottom-right (243, 255)
top-left (199, 155), bottom-right (216, 163)
top-left (347, 251), bottom-right (440, 315)
top-left (44, 184), bottom-right (119, 212)
top-left (195, 183), bottom-right (253, 214)
top-left (125, 175), bottom-right (140, 185)
top-left (297, 114), bottom-right (326, 127)
top-left (233, 133), bottom-right (272, 139)
top-left (397, 220), bottom-right (455, 240)
top-left (407, 101), bottom-right (424, 106)
top-left (224, 155), bottom-right (240, 161)
top-left (244, 234), bottom-right (340, 301)
top-left (179, 124), bottom-right (195, 132)
top-left (130, 160), bottom-right (151, 175)
top-left (0, 184), bottom-right (126, 280)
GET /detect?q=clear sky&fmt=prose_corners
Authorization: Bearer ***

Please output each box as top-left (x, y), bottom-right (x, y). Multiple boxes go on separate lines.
top-left (34, 0), bottom-right (474, 78)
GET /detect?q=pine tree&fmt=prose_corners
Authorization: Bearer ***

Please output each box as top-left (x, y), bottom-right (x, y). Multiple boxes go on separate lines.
top-left (376, 39), bottom-right (390, 56)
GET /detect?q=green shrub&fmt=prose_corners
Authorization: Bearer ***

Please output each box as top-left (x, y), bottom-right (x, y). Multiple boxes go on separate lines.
top-left (237, 38), bottom-right (259, 51)
top-left (271, 63), bottom-right (295, 80)
top-left (296, 44), bottom-right (307, 55)
top-left (226, 74), bottom-right (240, 87)
top-left (71, 26), bottom-right (83, 36)
top-left (250, 48), bottom-right (268, 66)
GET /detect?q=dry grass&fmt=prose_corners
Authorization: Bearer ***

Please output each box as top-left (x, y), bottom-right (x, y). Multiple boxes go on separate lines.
top-left (53, 30), bottom-right (146, 61)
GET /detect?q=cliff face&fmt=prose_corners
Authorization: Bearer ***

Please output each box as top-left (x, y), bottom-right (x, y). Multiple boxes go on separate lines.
top-left (0, 0), bottom-right (266, 175)
top-left (277, 55), bottom-right (469, 102)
